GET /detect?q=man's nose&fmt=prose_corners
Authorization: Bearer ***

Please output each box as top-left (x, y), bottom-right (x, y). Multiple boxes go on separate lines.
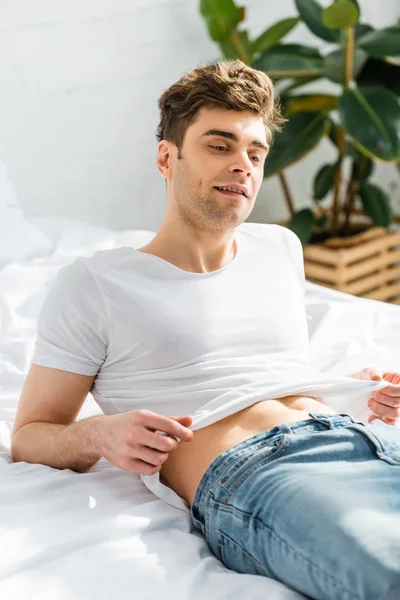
top-left (229, 153), bottom-right (253, 176)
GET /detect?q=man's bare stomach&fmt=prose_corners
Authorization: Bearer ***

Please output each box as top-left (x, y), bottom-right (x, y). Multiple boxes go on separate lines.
top-left (160, 395), bottom-right (337, 508)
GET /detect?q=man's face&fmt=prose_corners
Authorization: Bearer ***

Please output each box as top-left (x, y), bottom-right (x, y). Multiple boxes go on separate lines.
top-left (161, 106), bottom-right (269, 232)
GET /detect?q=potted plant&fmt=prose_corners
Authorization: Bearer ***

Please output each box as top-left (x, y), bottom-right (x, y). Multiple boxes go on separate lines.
top-left (199, 0), bottom-right (400, 304)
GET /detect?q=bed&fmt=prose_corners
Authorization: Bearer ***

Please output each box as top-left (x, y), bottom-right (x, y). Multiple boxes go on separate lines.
top-left (1, 212), bottom-right (399, 600)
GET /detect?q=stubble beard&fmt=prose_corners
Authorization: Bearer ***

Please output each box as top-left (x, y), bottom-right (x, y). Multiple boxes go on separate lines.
top-left (173, 156), bottom-right (248, 232)
top-left (175, 179), bottom-right (245, 233)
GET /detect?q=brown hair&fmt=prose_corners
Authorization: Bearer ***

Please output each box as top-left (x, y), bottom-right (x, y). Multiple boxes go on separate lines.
top-left (156, 59), bottom-right (285, 155)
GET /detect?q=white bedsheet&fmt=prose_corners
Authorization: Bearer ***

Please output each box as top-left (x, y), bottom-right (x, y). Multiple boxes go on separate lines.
top-left (1, 216), bottom-right (399, 600)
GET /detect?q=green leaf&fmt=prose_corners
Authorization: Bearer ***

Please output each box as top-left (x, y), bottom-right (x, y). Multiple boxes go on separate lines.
top-left (200, 0), bottom-right (242, 42)
top-left (327, 118), bottom-right (348, 150)
top-left (326, 119), bottom-right (359, 156)
top-left (286, 94), bottom-right (338, 115)
top-left (237, 6), bottom-right (246, 22)
top-left (344, 0), bottom-right (360, 9)
top-left (326, 121), bottom-right (373, 171)
top-left (327, 118), bottom-right (339, 146)
top-left (264, 112), bottom-right (329, 178)
top-left (323, 0), bottom-right (359, 30)
top-left (338, 85), bottom-right (400, 161)
top-left (279, 75), bottom-right (323, 98)
top-left (358, 182), bottom-right (393, 227)
top-left (295, 0), bottom-right (338, 42)
top-left (336, 0), bottom-right (360, 9)
top-left (323, 47), bottom-right (368, 83)
top-left (219, 30), bottom-right (252, 62)
top-left (357, 56), bottom-right (400, 97)
top-left (316, 213), bottom-right (328, 228)
top-left (287, 209), bottom-right (318, 245)
top-left (237, 29), bottom-right (252, 62)
top-left (254, 44), bottom-right (323, 78)
top-left (313, 162), bottom-right (339, 200)
top-left (338, 23), bottom-right (374, 46)
top-left (352, 151), bottom-right (374, 181)
top-left (252, 17), bottom-right (300, 55)
top-left (357, 26), bottom-right (400, 59)
top-left (353, 23), bottom-right (373, 39)
top-left (386, 56), bottom-right (400, 67)
top-left (219, 39), bottom-right (237, 59)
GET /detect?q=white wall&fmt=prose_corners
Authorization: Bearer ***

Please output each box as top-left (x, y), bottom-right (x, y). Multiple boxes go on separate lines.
top-left (0, 0), bottom-right (399, 231)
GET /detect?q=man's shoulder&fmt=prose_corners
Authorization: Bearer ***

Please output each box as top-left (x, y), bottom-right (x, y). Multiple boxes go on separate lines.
top-left (93, 243), bottom-right (147, 266)
top-left (56, 247), bottom-right (136, 287)
top-left (81, 246), bottom-right (134, 267)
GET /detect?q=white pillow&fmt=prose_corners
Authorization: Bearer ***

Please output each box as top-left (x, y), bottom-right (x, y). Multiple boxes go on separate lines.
top-left (0, 161), bottom-right (53, 264)
top-left (30, 216), bottom-right (156, 256)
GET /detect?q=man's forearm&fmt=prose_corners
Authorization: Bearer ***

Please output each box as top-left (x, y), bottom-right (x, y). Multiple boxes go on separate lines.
top-left (11, 414), bottom-right (106, 473)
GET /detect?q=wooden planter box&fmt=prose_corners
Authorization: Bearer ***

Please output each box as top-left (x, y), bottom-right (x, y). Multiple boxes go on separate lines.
top-left (302, 225), bottom-right (400, 305)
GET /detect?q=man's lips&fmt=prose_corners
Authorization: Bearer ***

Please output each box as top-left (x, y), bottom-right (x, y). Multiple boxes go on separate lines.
top-left (213, 187), bottom-right (248, 199)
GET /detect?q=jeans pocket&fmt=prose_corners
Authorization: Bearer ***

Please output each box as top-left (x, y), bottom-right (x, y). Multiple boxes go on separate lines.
top-left (221, 433), bottom-right (290, 495)
top-left (216, 530), bottom-right (265, 576)
top-left (352, 421), bottom-right (400, 466)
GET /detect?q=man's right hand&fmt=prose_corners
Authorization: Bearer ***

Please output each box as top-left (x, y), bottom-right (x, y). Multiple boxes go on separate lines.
top-left (97, 410), bottom-right (194, 475)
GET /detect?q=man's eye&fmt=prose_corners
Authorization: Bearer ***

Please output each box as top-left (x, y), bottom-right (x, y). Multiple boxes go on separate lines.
top-left (210, 146), bottom-right (264, 163)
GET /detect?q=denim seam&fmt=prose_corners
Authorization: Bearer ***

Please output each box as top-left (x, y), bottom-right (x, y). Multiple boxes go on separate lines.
top-left (350, 424), bottom-right (400, 465)
top-left (222, 435), bottom-right (290, 495)
top-left (217, 530), bottom-right (266, 575)
top-left (220, 503), bottom-right (363, 600)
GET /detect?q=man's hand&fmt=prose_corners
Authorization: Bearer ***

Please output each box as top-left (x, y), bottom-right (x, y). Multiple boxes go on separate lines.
top-left (348, 367), bottom-right (400, 425)
top-left (98, 410), bottom-right (194, 475)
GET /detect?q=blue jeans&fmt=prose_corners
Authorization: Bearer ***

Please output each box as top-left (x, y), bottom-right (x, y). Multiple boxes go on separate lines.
top-left (190, 413), bottom-right (400, 600)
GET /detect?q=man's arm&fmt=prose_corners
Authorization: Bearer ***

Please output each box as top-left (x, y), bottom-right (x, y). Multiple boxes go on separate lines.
top-left (11, 364), bottom-right (105, 473)
top-left (11, 416), bottom-right (105, 473)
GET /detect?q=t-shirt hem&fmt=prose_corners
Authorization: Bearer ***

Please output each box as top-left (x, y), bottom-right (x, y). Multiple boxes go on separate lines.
top-left (31, 356), bottom-right (99, 376)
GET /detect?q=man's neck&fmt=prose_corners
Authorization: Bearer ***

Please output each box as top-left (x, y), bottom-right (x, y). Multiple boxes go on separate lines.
top-left (137, 229), bottom-right (238, 274)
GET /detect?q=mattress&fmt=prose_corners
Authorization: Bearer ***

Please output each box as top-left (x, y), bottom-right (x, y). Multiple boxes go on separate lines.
top-left (1, 216), bottom-right (399, 600)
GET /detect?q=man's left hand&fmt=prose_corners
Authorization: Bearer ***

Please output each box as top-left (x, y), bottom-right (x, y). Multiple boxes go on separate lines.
top-left (348, 367), bottom-right (400, 425)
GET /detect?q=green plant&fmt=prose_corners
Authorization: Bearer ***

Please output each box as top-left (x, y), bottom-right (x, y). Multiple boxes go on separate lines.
top-left (199, 0), bottom-right (400, 244)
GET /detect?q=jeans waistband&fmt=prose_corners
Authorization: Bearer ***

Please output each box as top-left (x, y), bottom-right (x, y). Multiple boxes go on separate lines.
top-left (190, 412), bottom-right (359, 522)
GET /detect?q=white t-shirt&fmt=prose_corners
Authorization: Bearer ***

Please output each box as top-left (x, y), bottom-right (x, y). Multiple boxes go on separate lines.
top-left (32, 222), bottom-right (390, 513)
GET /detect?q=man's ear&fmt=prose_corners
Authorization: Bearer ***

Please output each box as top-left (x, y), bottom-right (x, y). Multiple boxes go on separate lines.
top-left (156, 140), bottom-right (173, 179)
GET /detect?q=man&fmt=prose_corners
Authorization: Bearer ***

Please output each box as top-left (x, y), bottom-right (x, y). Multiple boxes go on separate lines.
top-left (11, 60), bottom-right (400, 599)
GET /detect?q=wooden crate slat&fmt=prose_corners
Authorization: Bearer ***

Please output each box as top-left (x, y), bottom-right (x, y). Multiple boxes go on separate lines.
top-left (323, 226), bottom-right (387, 248)
top-left (362, 281), bottom-right (400, 302)
top-left (346, 266), bottom-right (400, 295)
top-left (343, 231), bottom-right (400, 265)
top-left (303, 245), bottom-right (344, 265)
top-left (303, 231), bottom-right (400, 267)
top-left (306, 275), bottom-right (400, 303)
top-left (341, 266), bottom-right (400, 296)
top-left (304, 262), bottom-right (338, 284)
top-left (305, 249), bottom-right (400, 285)
top-left (338, 250), bottom-right (400, 285)
top-left (306, 278), bottom-right (339, 291)
top-left (302, 228), bottom-right (400, 304)
top-left (351, 234), bottom-right (398, 266)
top-left (342, 249), bottom-right (400, 283)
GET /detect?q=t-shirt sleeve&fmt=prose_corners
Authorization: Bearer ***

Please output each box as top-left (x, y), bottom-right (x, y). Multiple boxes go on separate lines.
top-left (282, 227), bottom-right (306, 292)
top-left (31, 258), bottom-right (109, 376)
